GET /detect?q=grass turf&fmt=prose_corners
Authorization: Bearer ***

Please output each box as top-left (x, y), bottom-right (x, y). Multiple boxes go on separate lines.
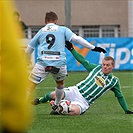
top-left (27, 71), bottom-right (133, 133)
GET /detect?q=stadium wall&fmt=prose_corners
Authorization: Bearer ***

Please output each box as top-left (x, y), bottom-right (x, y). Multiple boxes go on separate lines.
top-left (15, 0), bottom-right (130, 37)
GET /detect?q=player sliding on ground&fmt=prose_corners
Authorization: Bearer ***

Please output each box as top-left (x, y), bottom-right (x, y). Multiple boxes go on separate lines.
top-left (32, 41), bottom-right (133, 115)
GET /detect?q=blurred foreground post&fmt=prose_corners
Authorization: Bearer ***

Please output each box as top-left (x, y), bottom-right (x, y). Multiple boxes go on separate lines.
top-left (0, 1), bottom-right (32, 132)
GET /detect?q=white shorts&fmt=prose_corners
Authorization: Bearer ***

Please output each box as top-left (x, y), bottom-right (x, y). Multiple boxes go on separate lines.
top-left (29, 63), bottom-right (67, 84)
top-left (64, 86), bottom-right (90, 114)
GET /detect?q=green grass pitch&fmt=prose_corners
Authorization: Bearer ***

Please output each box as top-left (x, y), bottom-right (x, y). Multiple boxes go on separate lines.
top-left (28, 71), bottom-right (133, 133)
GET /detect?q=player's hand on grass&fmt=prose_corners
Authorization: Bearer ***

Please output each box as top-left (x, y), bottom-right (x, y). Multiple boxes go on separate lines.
top-left (125, 110), bottom-right (133, 114)
top-left (92, 46), bottom-right (106, 53)
top-left (65, 41), bottom-right (74, 51)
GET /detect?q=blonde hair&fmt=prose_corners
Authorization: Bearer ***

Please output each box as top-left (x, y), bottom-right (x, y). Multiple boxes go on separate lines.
top-left (104, 56), bottom-right (115, 65)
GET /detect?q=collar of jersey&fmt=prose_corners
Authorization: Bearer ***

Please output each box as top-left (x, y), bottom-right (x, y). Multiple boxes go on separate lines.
top-left (46, 23), bottom-right (56, 26)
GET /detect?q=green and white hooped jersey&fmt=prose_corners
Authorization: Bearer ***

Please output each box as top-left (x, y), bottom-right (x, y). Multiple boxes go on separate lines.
top-left (76, 65), bottom-right (118, 104)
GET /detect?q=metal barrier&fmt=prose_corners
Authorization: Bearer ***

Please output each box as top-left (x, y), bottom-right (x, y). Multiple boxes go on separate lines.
top-left (23, 25), bottom-right (132, 39)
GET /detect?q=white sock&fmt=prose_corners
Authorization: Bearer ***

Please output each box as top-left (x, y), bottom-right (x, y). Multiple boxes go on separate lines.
top-left (55, 87), bottom-right (64, 105)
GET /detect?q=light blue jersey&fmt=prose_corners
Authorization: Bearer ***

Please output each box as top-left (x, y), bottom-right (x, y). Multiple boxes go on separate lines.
top-left (29, 23), bottom-right (74, 66)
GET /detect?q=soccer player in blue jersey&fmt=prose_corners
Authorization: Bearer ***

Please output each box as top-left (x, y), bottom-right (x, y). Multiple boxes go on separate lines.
top-left (32, 41), bottom-right (133, 115)
top-left (26, 11), bottom-right (106, 112)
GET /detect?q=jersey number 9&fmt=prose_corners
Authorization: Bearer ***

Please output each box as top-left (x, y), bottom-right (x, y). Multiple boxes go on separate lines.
top-left (46, 34), bottom-right (55, 49)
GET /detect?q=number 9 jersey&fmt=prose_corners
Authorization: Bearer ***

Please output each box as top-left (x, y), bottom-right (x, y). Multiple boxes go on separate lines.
top-left (28, 23), bottom-right (75, 66)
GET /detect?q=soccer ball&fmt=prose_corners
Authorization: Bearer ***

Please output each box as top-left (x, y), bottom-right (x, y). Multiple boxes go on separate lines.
top-left (57, 100), bottom-right (72, 115)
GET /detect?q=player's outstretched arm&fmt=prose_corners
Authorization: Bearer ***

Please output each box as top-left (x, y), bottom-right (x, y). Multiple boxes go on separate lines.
top-left (70, 34), bottom-right (106, 53)
top-left (112, 82), bottom-right (133, 115)
top-left (65, 41), bottom-right (86, 63)
top-left (65, 41), bottom-right (97, 71)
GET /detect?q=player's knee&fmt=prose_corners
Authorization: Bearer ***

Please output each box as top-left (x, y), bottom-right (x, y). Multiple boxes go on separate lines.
top-left (50, 91), bottom-right (56, 99)
top-left (69, 110), bottom-right (80, 116)
top-left (69, 104), bottom-right (81, 116)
